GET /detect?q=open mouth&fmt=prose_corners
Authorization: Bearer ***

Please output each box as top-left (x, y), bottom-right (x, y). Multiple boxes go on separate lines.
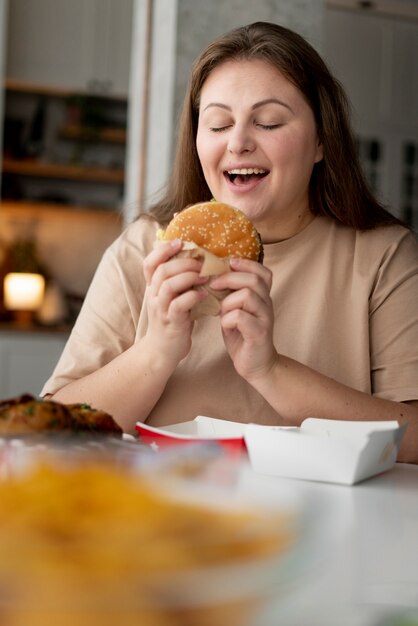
top-left (225, 168), bottom-right (269, 184)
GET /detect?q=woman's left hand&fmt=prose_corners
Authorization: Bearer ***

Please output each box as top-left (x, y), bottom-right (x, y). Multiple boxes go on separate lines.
top-left (210, 257), bottom-right (279, 382)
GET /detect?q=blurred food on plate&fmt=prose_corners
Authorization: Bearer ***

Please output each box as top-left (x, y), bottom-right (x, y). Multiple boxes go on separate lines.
top-left (0, 393), bottom-right (122, 436)
top-left (0, 455), bottom-right (296, 626)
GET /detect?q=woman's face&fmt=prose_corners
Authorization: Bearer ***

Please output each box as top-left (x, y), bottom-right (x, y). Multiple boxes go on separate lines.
top-left (196, 59), bottom-right (323, 242)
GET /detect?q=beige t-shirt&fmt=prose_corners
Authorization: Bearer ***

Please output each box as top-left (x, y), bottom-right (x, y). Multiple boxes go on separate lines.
top-left (42, 215), bottom-right (418, 426)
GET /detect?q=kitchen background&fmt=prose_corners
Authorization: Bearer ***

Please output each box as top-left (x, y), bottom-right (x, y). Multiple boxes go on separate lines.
top-left (0, 0), bottom-right (417, 397)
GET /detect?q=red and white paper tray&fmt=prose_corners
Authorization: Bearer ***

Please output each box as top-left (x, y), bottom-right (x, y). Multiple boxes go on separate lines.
top-left (136, 415), bottom-right (247, 453)
top-left (136, 416), bottom-right (406, 485)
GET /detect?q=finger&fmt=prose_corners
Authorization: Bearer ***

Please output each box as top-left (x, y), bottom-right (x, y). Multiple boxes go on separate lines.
top-left (220, 287), bottom-right (266, 317)
top-left (221, 308), bottom-right (274, 352)
top-left (157, 272), bottom-right (208, 310)
top-left (150, 259), bottom-right (205, 297)
top-left (220, 276), bottom-right (275, 326)
top-left (168, 288), bottom-right (208, 320)
top-left (230, 257), bottom-right (272, 289)
top-left (220, 308), bottom-right (263, 340)
top-left (211, 270), bottom-right (271, 305)
top-left (143, 239), bottom-right (182, 284)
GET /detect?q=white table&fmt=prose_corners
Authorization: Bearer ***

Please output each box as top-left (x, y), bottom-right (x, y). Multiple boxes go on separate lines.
top-left (2, 436), bottom-right (415, 625)
top-left (252, 463), bottom-right (418, 626)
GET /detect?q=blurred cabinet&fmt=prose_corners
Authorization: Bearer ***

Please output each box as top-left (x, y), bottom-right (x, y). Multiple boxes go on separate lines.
top-left (0, 331), bottom-right (68, 398)
top-left (324, 7), bottom-right (418, 227)
top-left (390, 20), bottom-right (418, 129)
top-left (5, 0), bottom-right (133, 96)
top-left (324, 10), bottom-right (384, 125)
top-left (324, 8), bottom-right (418, 130)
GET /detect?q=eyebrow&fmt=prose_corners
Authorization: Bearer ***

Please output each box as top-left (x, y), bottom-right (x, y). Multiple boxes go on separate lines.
top-left (203, 98), bottom-right (293, 113)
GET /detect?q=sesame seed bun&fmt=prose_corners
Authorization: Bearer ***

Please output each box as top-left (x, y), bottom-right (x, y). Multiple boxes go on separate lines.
top-left (162, 201), bottom-right (263, 262)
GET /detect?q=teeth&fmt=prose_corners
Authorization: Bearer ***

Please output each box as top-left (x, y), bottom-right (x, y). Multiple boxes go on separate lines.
top-left (228, 168), bottom-right (266, 175)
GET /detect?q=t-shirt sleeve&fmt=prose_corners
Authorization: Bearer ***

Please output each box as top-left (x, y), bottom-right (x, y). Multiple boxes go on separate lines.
top-left (370, 229), bottom-right (418, 402)
top-left (41, 227), bottom-right (148, 397)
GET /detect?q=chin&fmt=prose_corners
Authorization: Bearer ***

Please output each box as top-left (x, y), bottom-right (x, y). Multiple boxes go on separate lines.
top-left (218, 195), bottom-right (250, 214)
top-left (232, 200), bottom-right (266, 223)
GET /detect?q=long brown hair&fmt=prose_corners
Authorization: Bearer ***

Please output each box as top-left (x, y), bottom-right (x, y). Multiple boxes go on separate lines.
top-left (146, 21), bottom-right (401, 229)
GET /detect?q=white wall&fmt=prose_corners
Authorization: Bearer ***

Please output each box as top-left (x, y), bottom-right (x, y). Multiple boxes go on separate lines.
top-left (125, 0), bottom-right (178, 222)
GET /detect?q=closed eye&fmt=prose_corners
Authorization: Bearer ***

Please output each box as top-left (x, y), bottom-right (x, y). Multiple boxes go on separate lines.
top-left (256, 123), bottom-right (282, 130)
top-left (209, 126), bottom-right (231, 133)
top-left (209, 122), bottom-right (282, 132)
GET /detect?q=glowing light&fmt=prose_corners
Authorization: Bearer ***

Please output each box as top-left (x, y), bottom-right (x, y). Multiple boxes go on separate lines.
top-left (4, 273), bottom-right (45, 311)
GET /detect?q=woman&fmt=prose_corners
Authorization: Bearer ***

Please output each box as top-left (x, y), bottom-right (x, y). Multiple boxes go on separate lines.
top-left (43, 22), bottom-right (418, 462)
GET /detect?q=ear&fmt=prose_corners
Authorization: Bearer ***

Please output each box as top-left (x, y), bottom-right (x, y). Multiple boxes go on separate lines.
top-left (314, 140), bottom-right (324, 164)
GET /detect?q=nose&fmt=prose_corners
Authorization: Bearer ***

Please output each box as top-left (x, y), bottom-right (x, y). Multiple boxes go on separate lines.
top-left (227, 124), bottom-right (255, 154)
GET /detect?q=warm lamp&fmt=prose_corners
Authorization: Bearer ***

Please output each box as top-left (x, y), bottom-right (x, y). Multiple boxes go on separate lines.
top-left (3, 272), bottom-right (45, 324)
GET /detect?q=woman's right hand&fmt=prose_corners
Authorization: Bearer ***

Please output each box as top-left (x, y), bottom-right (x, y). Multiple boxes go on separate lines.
top-left (142, 239), bottom-right (208, 366)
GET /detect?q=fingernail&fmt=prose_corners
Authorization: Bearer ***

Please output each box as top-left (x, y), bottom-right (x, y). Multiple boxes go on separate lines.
top-left (230, 258), bottom-right (240, 269)
top-left (170, 238), bottom-right (182, 248)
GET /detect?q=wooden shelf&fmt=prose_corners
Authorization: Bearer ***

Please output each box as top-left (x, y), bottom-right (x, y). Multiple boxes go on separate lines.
top-left (58, 124), bottom-right (126, 144)
top-left (0, 199), bottom-right (124, 217)
top-left (2, 158), bottom-right (125, 184)
top-left (4, 79), bottom-right (128, 102)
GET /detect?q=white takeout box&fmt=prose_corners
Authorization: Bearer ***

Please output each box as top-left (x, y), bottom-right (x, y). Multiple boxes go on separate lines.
top-left (245, 419), bottom-right (406, 485)
top-left (136, 416), bottom-right (406, 485)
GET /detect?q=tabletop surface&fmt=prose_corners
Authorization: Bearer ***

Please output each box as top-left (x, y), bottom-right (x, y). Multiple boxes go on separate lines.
top-left (252, 462), bottom-right (418, 626)
top-left (1, 437), bottom-right (416, 625)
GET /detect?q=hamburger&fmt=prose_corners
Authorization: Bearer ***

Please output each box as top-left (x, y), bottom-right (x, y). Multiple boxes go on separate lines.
top-left (158, 201), bottom-right (263, 317)
top-left (161, 201), bottom-right (263, 262)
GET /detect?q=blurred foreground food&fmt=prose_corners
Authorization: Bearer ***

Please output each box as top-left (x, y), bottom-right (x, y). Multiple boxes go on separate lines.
top-left (0, 394), bottom-right (122, 436)
top-left (0, 458), bottom-right (294, 626)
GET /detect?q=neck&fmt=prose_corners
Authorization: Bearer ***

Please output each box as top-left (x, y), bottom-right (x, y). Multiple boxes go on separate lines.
top-left (259, 210), bottom-right (315, 244)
